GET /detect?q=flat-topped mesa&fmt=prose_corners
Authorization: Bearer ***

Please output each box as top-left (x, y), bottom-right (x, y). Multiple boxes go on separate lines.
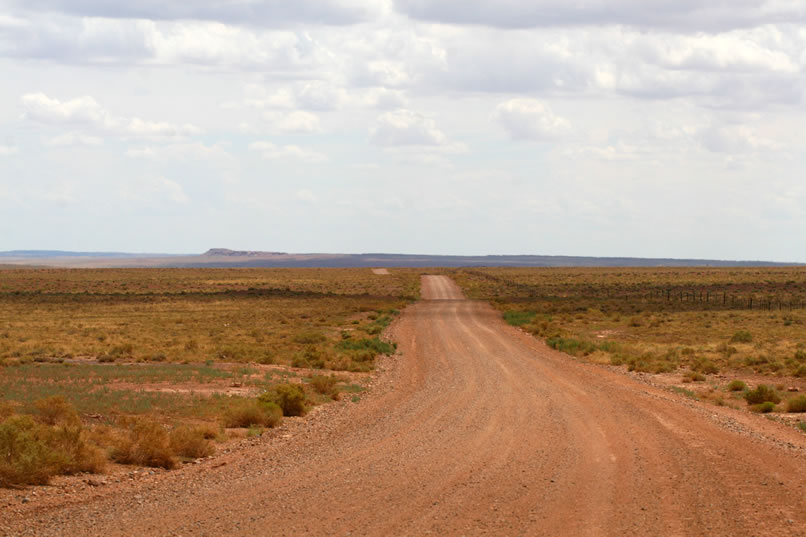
top-left (203, 248), bottom-right (287, 257)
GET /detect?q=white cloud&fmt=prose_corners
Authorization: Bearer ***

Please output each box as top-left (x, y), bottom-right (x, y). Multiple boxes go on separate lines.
top-left (371, 109), bottom-right (448, 146)
top-left (0, 145), bottom-right (19, 156)
top-left (564, 143), bottom-right (649, 162)
top-left (125, 142), bottom-right (233, 162)
top-left (10, 0), bottom-right (384, 26)
top-left (640, 32), bottom-right (799, 74)
top-left (240, 82), bottom-right (346, 111)
top-left (493, 99), bottom-right (571, 141)
top-left (393, 0), bottom-right (806, 32)
top-left (45, 132), bottom-right (103, 147)
top-left (237, 83), bottom-right (407, 113)
top-left (697, 125), bottom-right (781, 154)
top-left (240, 87), bottom-right (296, 110)
top-left (21, 93), bottom-right (201, 139)
top-left (122, 176), bottom-right (189, 205)
top-left (296, 188), bottom-right (317, 203)
top-left (295, 81), bottom-right (348, 111)
top-left (249, 141), bottom-right (327, 162)
top-left (0, 14), bottom-right (28, 28)
top-left (263, 110), bottom-right (322, 133)
top-left (22, 93), bottom-right (105, 124)
top-left (363, 87), bottom-right (408, 109)
top-left (353, 60), bottom-right (413, 87)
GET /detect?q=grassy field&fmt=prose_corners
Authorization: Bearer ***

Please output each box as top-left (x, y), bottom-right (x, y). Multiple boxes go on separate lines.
top-left (0, 267), bottom-right (418, 366)
top-left (0, 268), bottom-right (418, 485)
top-left (452, 267), bottom-right (806, 415)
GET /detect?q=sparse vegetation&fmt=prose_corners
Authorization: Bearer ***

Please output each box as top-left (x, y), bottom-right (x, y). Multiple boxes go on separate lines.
top-left (222, 399), bottom-right (282, 428)
top-left (503, 311), bottom-right (536, 326)
top-left (744, 385), bottom-right (781, 405)
top-left (727, 379), bottom-right (747, 391)
top-left (684, 371), bottom-right (706, 382)
top-left (309, 375), bottom-right (340, 397)
top-left (730, 330), bottom-right (753, 343)
top-left (0, 268), bottom-right (414, 486)
top-left (0, 399), bottom-right (105, 487)
top-left (169, 426), bottom-right (216, 459)
top-left (786, 395), bottom-right (806, 413)
top-left (260, 384), bottom-right (307, 417)
top-left (452, 267), bottom-right (806, 379)
top-left (754, 401), bottom-right (777, 413)
top-left (108, 418), bottom-right (177, 469)
top-left (0, 267), bottom-right (416, 367)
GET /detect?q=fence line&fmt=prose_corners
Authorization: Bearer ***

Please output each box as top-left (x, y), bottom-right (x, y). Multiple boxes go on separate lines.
top-left (461, 270), bottom-right (806, 311)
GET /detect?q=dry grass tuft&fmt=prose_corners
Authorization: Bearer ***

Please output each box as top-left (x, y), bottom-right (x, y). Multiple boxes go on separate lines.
top-left (169, 426), bottom-right (215, 459)
top-left (0, 398), bottom-right (105, 487)
top-left (786, 395), bottom-right (806, 413)
top-left (222, 399), bottom-right (282, 428)
top-left (109, 418), bottom-right (177, 469)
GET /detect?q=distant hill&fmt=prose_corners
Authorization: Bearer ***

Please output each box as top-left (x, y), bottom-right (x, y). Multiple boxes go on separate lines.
top-left (204, 248), bottom-right (287, 257)
top-left (0, 250), bottom-right (175, 258)
top-left (0, 249), bottom-right (800, 268)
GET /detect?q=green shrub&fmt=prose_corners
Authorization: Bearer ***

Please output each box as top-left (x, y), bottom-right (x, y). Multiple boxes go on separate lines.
top-left (727, 380), bottom-right (747, 392)
top-left (744, 385), bottom-right (781, 405)
top-left (794, 365), bottom-right (806, 378)
top-left (260, 384), bottom-right (307, 417)
top-left (755, 401), bottom-right (776, 413)
top-left (798, 422), bottom-right (806, 433)
top-left (503, 311), bottom-right (535, 327)
top-left (222, 399), bottom-right (282, 428)
top-left (730, 330), bottom-right (753, 343)
top-left (336, 337), bottom-right (395, 355)
top-left (786, 395), bottom-right (806, 413)
top-left (546, 337), bottom-right (597, 356)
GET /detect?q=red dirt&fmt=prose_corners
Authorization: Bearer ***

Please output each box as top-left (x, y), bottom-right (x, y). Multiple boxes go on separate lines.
top-left (3, 275), bottom-right (805, 536)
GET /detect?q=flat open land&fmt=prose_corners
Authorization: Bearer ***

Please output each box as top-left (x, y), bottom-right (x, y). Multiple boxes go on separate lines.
top-left (4, 275), bottom-right (805, 536)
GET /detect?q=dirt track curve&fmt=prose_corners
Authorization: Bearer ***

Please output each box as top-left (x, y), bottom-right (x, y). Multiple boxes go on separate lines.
top-left (4, 275), bottom-right (806, 536)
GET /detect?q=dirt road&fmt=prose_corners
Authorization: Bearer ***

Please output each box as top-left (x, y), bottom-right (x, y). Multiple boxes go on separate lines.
top-left (4, 275), bottom-right (806, 536)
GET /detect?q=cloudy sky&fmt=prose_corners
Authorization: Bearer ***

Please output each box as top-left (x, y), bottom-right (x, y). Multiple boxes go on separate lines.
top-left (1, 1), bottom-right (805, 261)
